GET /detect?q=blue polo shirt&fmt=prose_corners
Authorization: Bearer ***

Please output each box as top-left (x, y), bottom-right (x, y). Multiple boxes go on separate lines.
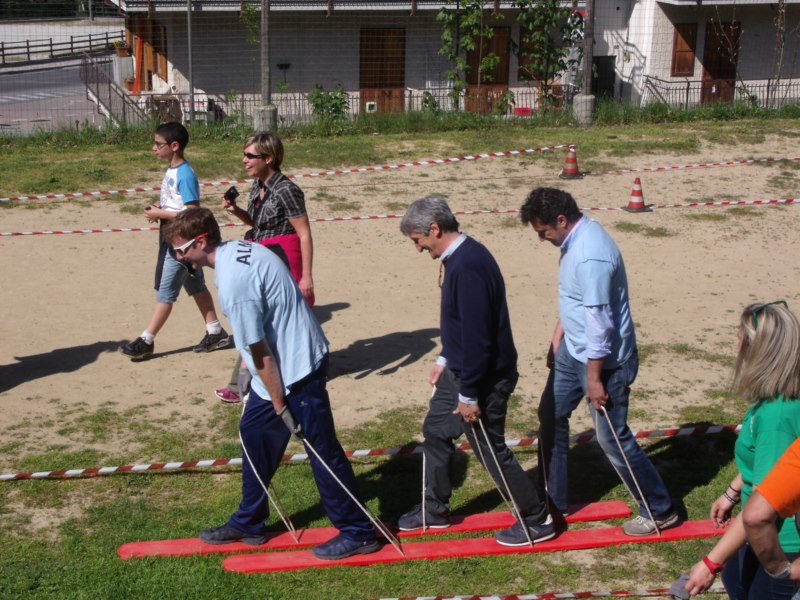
top-left (558, 217), bottom-right (635, 367)
top-left (214, 240), bottom-right (328, 399)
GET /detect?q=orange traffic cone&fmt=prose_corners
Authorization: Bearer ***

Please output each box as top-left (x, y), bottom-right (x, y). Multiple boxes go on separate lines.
top-left (622, 177), bottom-right (653, 212)
top-left (558, 145), bottom-right (583, 179)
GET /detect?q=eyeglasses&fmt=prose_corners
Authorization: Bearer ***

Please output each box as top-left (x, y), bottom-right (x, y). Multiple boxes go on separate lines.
top-left (173, 233), bottom-right (208, 256)
top-left (153, 140), bottom-right (169, 149)
top-left (752, 300), bottom-right (788, 329)
top-left (243, 152), bottom-right (267, 160)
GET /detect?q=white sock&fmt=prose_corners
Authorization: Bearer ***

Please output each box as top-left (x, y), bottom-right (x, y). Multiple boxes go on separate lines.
top-left (141, 331), bottom-right (155, 344)
top-left (206, 320), bottom-right (222, 335)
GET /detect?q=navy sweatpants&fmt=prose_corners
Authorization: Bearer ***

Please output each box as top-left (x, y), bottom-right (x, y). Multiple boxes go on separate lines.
top-left (227, 358), bottom-right (374, 542)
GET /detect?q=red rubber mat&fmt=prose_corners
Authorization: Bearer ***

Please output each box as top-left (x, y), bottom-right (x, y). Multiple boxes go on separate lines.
top-left (223, 519), bottom-right (722, 573)
top-left (117, 500), bottom-right (630, 559)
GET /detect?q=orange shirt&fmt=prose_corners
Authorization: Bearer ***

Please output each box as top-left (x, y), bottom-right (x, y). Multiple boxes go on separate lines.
top-left (757, 437), bottom-right (800, 518)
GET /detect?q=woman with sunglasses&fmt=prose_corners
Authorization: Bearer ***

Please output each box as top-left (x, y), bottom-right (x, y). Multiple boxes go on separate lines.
top-left (216, 131), bottom-right (315, 403)
top-left (679, 301), bottom-right (800, 599)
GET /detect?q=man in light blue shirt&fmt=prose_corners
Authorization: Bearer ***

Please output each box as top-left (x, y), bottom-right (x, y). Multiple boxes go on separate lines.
top-left (520, 187), bottom-right (677, 536)
top-left (164, 207), bottom-right (379, 560)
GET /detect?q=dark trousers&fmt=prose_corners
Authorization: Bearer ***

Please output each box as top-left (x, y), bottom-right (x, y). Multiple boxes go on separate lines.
top-left (228, 357), bottom-right (374, 542)
top-left (422, 367), bottom-right (548, 524)
top-left (721, 545), bottom-right (798, 600)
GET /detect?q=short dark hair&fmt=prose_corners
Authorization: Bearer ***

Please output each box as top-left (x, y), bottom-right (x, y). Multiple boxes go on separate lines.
top-left (519, 187), bottom-right (582, 227)
top-left (165, 207), bottom-right (222, 247)
top-left (155, 121), bottom-right (189, 151)
top-left (400, 196), bottom-right (460, 236)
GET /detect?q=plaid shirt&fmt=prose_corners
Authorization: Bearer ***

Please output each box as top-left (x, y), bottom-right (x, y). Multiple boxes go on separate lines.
top-left (246, 171), bottom-right (307, 241)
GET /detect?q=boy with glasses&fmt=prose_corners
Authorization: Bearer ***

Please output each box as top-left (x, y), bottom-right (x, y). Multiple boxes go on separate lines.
top-left (120, 121), bottom-right (228, 360)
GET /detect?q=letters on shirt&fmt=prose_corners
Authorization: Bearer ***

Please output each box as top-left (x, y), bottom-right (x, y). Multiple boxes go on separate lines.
top-left (236, 240), bottom-right (252, 266)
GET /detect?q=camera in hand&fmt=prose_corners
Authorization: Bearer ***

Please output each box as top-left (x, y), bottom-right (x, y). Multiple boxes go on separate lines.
top-left (224, 186), bottom-right (240, 203)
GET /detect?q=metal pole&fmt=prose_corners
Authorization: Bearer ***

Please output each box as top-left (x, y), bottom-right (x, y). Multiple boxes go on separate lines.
top-left (187, 0), bottom-right (194, 122)
top-left (255, 0), bottom-right (278, 130)
top-left (582, 0), bottom-right (594, 96)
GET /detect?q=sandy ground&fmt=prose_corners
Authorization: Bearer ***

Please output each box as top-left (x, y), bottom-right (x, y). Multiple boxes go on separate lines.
top-left (2, 136), bottom-right (799, 471)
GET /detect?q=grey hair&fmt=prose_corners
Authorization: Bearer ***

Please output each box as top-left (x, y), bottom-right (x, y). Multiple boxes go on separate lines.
top-left (400, 196), bottom-right (460, 236)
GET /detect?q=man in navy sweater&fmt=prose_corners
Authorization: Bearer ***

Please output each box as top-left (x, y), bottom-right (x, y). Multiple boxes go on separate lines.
top-left (397, 196), bottom-right (554, 546)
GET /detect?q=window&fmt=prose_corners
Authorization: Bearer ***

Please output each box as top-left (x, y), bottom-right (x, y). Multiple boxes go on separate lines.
top-left (671, 23), bottom-right (697, 77)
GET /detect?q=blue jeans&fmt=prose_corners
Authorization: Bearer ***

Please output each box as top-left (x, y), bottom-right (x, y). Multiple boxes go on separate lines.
top-left (541, 342), bottom-right (673, 518)
top-left (155, 249), bottom-right (207, 303)
top-left (721, 545), bottom-right (798, 600)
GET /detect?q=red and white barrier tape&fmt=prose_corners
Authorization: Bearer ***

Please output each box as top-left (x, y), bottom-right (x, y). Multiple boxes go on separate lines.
top-left (0, 209), bottom-right (519, 237)
top-left (0, 423), bottom-right (740, 481)
top-left (2, 197), bottom-right (798, 238)
top-left (604, 156), bottom-right (800, 176)
top-left (0, 144), bottom-right (569, 204)
top-left (375, 584), bottom-right (726, 600)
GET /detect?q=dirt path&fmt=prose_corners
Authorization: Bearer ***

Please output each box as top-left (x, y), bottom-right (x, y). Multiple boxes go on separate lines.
top-left (1, 137), bottom-right (798, 466)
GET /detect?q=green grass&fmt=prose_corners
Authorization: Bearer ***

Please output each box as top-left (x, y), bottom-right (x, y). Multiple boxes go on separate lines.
top-left (0, 410), bottom-right (742, 600)
top-left (613, 221), bottom-right (673, 238)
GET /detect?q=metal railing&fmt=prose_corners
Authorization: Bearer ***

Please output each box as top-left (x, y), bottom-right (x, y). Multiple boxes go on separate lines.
top-left (79, 54), bottom-right (148, 127)
top-left (1, 30), bottom-right (124, 65)
top-left (642, 75), bottom-right (800, 110)
top-left (116, 84), bottom-right (576, 127)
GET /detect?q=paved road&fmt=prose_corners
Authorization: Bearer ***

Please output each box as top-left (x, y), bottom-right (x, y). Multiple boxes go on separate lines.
top-left (0, 64), bottom-right (102, 134)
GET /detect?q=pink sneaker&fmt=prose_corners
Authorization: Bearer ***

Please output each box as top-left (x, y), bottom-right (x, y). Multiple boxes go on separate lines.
top-left (215, 387), bottom-right (241, 403)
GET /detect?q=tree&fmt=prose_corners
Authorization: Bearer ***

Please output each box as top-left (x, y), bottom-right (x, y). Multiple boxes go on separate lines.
top-left (437, 0), bottom-right (503, 111)
top-left (514, 0), bottom-right (583, 111)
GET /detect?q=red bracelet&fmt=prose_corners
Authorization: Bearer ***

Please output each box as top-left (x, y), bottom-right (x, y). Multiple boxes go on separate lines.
top-left (703, 556), bottom-right (723, 575)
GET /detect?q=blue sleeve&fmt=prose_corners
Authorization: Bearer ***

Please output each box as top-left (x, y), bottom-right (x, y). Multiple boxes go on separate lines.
top-left (577, 259), bottom-right (613, 306)
top-left (177, 163), bottom-right (201, 204)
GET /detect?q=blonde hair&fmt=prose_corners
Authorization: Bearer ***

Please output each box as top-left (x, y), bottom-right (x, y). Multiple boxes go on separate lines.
top-left (244, 131), bottom-right (284, 170)
top-left (733, 302), bottom-right (800, 403)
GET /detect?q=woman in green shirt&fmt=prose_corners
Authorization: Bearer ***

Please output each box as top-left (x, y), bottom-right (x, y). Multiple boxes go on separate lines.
top-left (682, 301), bottom-right (800, 599)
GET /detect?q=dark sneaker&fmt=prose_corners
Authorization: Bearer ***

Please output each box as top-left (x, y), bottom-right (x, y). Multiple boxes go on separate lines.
top-left (120, 337), bottom-right (154, 360)
top-left (312, 534), bottom-right (380, 560)
top-left (495, 515), bottom-right (556, 547)
top-left (199, 523), bottom-right (267, 545)
top-left (194, 328), bottom-right (230, 353)
top-left (397, 504), bottom-right (450, 531)
top-left (622, 511), bottom-right (680, 536)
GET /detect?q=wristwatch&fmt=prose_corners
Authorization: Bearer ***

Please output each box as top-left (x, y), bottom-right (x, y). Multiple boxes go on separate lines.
top-left (766, 561), bottom-right (792, 580)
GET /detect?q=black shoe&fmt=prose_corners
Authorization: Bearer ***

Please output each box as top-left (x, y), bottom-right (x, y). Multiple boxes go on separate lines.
top-left (199, 523), bottom-right (267, 545)
top-left (495, 515), bottom-right (556, 547)
top-left (120, 337), bottom-right (154, 360)
top-left (397, 504), bottom-right (450, 531)
top-left (312, 533), bottom-right (380, 560)
top-left (194, 328), bottom-right (229, 353)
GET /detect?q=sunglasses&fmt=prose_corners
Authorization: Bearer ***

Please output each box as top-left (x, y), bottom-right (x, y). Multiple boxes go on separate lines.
top-left (752, 300), bottom-right (788, 329)
top-left (243, 152), bottom-right (267, 160)
top-left (173, 233), bottom-right (208, 256)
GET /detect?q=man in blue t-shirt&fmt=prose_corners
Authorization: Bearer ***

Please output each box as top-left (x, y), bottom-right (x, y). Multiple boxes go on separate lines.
top-left (164, 207), bottom-right (379, 561)
top-left (397, 196), bottom-right (554, 547)
top-left (520, 187), bottom-right (677, 536)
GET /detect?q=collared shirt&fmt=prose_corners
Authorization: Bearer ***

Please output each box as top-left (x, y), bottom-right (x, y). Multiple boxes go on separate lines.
top-left (246, 171), bottom-right (307, 241)
top-left (558, 216), bottom-right (635, 366)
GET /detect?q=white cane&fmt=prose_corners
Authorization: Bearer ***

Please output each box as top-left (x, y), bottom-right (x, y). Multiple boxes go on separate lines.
top-left (476, 418), bottom-right (535, 547)
top-left (593, 405), bottom-right (661, 537)
top-left (301, 436), bottom-right (405, 557)
top-left (470, 421), bottom-right (512, 510)
top-left (421, 385), bottom-right (437, 533)
top-left (238, 430), bottom-right (299, 543)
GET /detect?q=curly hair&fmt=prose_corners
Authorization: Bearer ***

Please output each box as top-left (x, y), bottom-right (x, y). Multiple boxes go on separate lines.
top-left (519, 187), bottom-right (582, 227)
